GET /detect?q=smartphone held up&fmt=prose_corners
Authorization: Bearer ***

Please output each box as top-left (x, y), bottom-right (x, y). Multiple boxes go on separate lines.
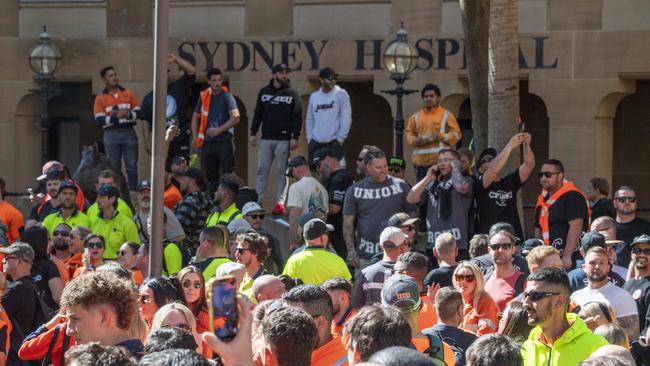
top-left (207, 276), bottom-right (239, 342)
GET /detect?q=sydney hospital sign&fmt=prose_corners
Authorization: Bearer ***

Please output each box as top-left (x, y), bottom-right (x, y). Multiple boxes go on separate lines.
top-left (177, 36), bottom-right (558, 73)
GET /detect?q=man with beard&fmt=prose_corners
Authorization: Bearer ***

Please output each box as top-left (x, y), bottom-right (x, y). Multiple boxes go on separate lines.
top-left (205, 174), bottom-right (243, 227)
top-left (235, 232), bottom-right (269, 302)
top-left (354, 145), bottom-right (379, 178)
top-left (570, 246), bottom-right (639, 340)
top-left (86, 170), bottom-right (133, 220)
top-left (250, 63), bottom-right (302, 215)
top-left (483, 229), bottom-right (526, 311)
top-left (407, 149), bottom-right (473, 262)
top-left (50, 222), bottom-right (72, 262)
top-left (90, 186), bottom-right (140, 259)
top-left (614, 186), bottom-right (650, 266)
top-left (534, 159), bottom-right (590, 269)
top-left (174, 168), bottom-right (212, 248)
top-left (312, 148), bottom-right (353, 258)
top-left (567, 231), bottom-right (625, 293)
top-left (322, 277), bottom-right (356, 337)
top-left (133, 180), bottom-right (185, 243)
top-left (26, 170), bottom-right (64, 227)
top-left (241, 202), bottom-right (283, 273)
top-left (521, 268), bottom-right (607, 366)
top-left (43, 180), bottom-right (90, 234)
top-left (623, 235), bottom-right (650, 340)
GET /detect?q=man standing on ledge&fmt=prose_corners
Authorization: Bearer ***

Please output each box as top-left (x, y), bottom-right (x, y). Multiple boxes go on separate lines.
top-left (534, 159), bottom-right (590, 269)
top-left (93, 66), bottom-right (142, 193)
top-left (250, 64), bottom-right (302, 215)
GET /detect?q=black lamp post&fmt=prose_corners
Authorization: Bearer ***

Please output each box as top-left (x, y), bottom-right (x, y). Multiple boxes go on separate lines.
top-left (29, 26), bottom-right (62, 165)
top-left (381, 22), bottom-right (418, 159)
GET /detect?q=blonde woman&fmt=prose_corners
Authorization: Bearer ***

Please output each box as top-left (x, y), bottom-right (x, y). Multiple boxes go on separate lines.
top-left (453, 261), bottom-right (499, 336)
top-left (594, 323), bottom-right (629, 348)
top-left (150, 302), bottom-right (211, 358)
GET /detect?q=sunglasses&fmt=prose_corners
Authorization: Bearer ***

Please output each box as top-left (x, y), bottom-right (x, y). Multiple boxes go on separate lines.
top-left (480, 157), bottom-right (494, 165)
top-left (388, 167), bottom-right (403, 173)
top-left (489, 243), bottom-right (513, 251)
top-left (182, 281), bottom-right (203, 289)
top-left (617, 197), bottom-right (636, 204)
top-left (53, 230), bottom-right (70, 237)
top-left (164, 323), bottom-right (192, 332)
top-left (85, 241), bottom-right (104, 249)
top-left (539, 171), bottom-right (561, 178)
top-left (455, 274), bottom-right (475, 283)
top-left (632, 247), bottom-right (650, 255)
top-left (248, 214), bottom-right (265, 220)
top-left (236, 248), bottom-right (250, 254)
top-left (523, 290), bottom-right (559, 302)
top-left (138, 294), bottom-right (152, 304)
top-left (118, 250), bottom-right (133, 256)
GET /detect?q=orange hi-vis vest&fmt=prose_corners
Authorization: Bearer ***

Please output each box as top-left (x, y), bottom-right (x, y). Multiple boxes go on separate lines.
top-left (196, 86), bottom-right (230, 148)
top-left (535, 180), bottom-right (590, 245)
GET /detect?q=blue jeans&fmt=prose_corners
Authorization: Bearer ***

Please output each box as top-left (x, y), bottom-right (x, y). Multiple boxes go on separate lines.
top-left (104, 127), bottom-right (138, 191)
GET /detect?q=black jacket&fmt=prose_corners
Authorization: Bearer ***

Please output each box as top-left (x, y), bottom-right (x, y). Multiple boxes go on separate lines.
top-left (250, 79), bottom-right (302, 140)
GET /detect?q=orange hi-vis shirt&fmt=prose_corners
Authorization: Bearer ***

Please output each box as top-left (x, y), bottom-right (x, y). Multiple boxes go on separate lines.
top-left (311, 336), bottom-right (349, 366)
top-left (461, 292), bottom-right (499, 337)
top-left (63, 252), bottom-right (83, 280)
top-left (405, 106), bottom-right (461, 167)
top-left (419, 294), bottom-right (438, 331)
top-left (196, 307), bottom-right (210, 334)
top-left (0, 201), bottom-right (24, 243)
top-left (164, 184), bottom-right (183, 209)
top-left (93, 85), bottom-right (141, 129)
top-left (18, 322), bottom-right (75, 366)
top-left (331, 307), bottom-right (357, 338)
top-left (413, 337), bottom-right (456, 366)
top-left (0, 305), bottom-right (11, 356)
top-left (50, 255), bottom-right (69, 286)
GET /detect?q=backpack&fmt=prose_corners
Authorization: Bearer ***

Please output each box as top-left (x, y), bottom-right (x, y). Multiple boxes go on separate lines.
top-left (0, 222), bottom-right (8, 247)
top-left (422, 332), bottom-right (454, 366)
top-left (428, 329), bottom-right (465, 366)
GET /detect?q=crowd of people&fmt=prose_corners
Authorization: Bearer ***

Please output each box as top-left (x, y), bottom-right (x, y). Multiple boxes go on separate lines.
top-left (0, 53), bottom-right (647, 366)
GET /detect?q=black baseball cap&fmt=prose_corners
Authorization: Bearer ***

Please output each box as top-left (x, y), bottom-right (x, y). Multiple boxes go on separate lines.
top-left (521, 238), bottom-right (544, 257)
top-left (318, 67), bottom-right (338, 79)
top-left (58, 180), bottom-right (78, 194)
top-left (138, 180), bottom-right (151, 191)
top-left (478, 148), bottom-right (497, 165)
top-left (272, 63), bottom-right (290, 74)
top-left (97, 185), bottom-right (120, 198)
top-left (631, 234), bottom-right (650, 248)
top-left (286, 156), bottom-right (309, 177)
top-left (310, 148), bottom-right (336, 166)
top-left (303, 218), bottom-right (334, 240)
top-left (388, 156), bottom-right (406, 169)
top-left (580, 231), bottom-right (606, 253)
top-left (387, 212), bottom-right (419, 227)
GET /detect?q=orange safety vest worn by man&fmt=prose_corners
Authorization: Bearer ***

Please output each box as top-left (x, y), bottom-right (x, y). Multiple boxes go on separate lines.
top-left (405, 84), bottom-right (461, 170)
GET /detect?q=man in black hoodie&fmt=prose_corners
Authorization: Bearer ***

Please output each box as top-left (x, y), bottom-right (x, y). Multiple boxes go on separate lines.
top-left (250, 63), bottom-right (302, 215)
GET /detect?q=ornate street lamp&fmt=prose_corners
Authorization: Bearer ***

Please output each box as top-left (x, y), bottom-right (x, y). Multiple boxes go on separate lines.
top-left (382, 22), bottom-right (418, 158)
top-left (29, 26), bottom-right (62, 164)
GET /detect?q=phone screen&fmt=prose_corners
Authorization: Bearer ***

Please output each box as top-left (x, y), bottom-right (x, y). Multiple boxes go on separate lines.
top-left (209, 276), bottom-right (238, 341)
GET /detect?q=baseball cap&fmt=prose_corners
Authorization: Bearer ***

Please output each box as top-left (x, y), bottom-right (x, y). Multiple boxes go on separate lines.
top-left (478, 147), bottom-right (497, 165)
top-left (286, 156), bottom-right (309, 177)
top-left (272, 63), bottom-right (290, 74)
top-left (0, 242), bottom-right (35, 263)
top-left (138, 180), bottom-right (151, 191)
top-left (303, 218), bottom-right (334, 240)
top-left (298, 212), bottom-right (318, 227)
top-left (58, 180), bottom-right (78, 194)
top-left (97, 185), bottom-right (120, 197)
top-left (388, 156), bottom-right (406, 169)
top-left (310, 148), bottom-right (336, 166)
top-left (183, 168), bottom-right (206, 184)
top-left (631, 234), bottom-right (650, 248)
top-left (227, 218), bottom-right (252, 234)
top-left (381, 274), bottom-right (421, 313)
top-left (242, 202), bottom-right (266, 216)
top-left (318, 67), bottom-right (338, 79)
top-left (597, 230), bottom-right (624, 246)
top-left (580, 231), bottom-right (606, 253)
top-left (171, 155), bottom-right (187, 166)
top-left (387, 212), bottom-right (419, 228)
top-left (521, 238), bottom-right (544, 257)
top-left (37, 161), bottom-right (65, 181)
top-left (380, 227), bottom-right (408, 249)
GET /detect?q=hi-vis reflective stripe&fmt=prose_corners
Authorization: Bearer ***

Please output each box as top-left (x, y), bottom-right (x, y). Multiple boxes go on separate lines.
top-left (201, 110), bottom-right (209, 116)
top-left (197, 133), bottom-right (205, 140)
top-left (362, 282), bottom-right (384, 290)
top-left (413, 147), bottom-right (442, 155)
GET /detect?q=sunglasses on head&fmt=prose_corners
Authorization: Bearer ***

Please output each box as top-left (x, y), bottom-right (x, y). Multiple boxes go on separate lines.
top-left (455, 274), bottom-right (475, 283)
top-left (539, 171), bottom-right (561, 178)
top-left (632, 247), bottom-right (650, 255)
top-left (617, 196), bottom-right (636, 204)
top-left (523, 290), bottom-right (559, 302)
top-left (248, 214), bottom-right (265, 220)
top-left (53, 230), bottom-right (70, 237)
top-left (85, 241), bottom-right (104, 249)
top-left (489, 243), bottom-right (513, 251)
top-left (182, 280), bottom-right (202, 289)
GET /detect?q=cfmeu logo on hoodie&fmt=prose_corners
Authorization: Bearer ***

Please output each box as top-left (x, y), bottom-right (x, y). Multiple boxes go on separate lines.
top-left (261, 95), bottom-right (293, 104)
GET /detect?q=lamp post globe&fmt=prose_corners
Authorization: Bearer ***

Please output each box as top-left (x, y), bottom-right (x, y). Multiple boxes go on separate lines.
top-left (29, 26), bottom-right (62, 81)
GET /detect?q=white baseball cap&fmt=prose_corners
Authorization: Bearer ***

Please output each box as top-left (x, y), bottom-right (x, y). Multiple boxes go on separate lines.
top-left (242, 201), bottom-right (266, 216)
top-left (380, 226), bottom-right (408, 248)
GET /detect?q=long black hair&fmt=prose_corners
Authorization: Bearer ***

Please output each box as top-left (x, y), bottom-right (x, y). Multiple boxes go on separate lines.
top-left (22, 226), bottom-right (50, 260)
top-left (143, 277), bottom-right (186, 308)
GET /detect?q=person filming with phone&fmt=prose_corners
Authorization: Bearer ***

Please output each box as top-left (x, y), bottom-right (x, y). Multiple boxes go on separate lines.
top-left (407, 149), bottom-right (473, 264)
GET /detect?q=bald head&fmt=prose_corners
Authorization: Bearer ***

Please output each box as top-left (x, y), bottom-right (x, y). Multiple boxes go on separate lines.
top-left (253, 275), bottom-right (286, 302)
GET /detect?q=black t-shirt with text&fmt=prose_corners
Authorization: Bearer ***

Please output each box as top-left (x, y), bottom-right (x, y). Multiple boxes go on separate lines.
top-left (475, 170), bottom-right (525, 239)
top-left (534, 190), bottom-right (589, 257)
top-left (325, 169), bottom-right (354, 257)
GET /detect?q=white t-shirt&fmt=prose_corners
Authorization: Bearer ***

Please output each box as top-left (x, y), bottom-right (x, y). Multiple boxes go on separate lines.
top-left (570, 281), bottom-right (638, 317)
top-left (287, 176), bottom-right (329, 219)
